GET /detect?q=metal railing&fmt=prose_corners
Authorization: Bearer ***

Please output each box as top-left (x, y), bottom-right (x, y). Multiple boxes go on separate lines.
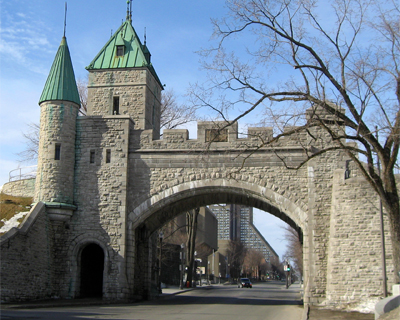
top-left (8, 165), bottom-right (37, 182)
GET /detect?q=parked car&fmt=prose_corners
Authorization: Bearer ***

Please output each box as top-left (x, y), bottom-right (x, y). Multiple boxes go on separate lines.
top-left (238, 278), bottom-right (252, 288)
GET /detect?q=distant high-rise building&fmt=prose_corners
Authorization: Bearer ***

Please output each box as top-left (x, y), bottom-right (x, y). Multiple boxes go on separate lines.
top-left (208, 204), bottom-right (279, 262)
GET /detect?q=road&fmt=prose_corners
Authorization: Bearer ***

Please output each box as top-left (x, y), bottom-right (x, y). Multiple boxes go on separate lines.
top-left (1, 281), bottom-right (303, 320)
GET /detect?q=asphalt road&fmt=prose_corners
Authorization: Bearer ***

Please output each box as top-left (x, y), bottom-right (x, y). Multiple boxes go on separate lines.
top-left (1, 281), bottom-right (304, 320)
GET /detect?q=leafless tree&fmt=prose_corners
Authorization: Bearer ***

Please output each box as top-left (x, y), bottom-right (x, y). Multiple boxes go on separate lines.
top-left (76, 76), bottom-right (88, 116)
top-left (226, 240), bottom-right (247, 279)
top-left (282, 225), bottom-right (303, 279)
top-left (191, 0), bottom-right (400, 282)
top-left (160, 88), bottom-right (198, 131)
top-left (242, 249), bottom-right (264, 279)
top-left (185, 208), bottom-right (200, 285)
top-left (16, 123), bottom-right (40, 164)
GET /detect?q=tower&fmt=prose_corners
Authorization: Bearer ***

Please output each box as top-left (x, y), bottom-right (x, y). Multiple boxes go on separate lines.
top-left (85, 12), bottom-right (163, 138)
top-left (34, 35), bottom-right (80, 220)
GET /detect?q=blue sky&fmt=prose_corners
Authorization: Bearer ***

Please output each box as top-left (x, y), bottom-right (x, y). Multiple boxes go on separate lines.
top-left (0, 0), bottom-right (289, 258)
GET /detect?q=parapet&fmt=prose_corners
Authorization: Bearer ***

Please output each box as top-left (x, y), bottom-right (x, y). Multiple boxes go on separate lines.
top-left (138, 120), bottom-right (309, 151)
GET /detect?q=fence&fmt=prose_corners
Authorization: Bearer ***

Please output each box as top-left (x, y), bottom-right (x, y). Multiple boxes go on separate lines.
top-left (9, 165), bottom-right (37, 182)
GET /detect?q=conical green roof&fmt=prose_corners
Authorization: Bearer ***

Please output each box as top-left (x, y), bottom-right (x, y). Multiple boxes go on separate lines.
top-left (86, 20), bottom-right (162, 87)
top-left (39, 37), bottom-right (80, 106)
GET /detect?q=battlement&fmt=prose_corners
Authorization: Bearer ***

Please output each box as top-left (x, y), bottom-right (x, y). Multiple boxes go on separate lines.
top-left (137, 120), bottom-right (311, 151)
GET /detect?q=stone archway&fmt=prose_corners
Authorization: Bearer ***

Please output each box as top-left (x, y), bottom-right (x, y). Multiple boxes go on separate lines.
top-left (128, 180), bottom-right (309, 300)
top-left (80, 243), bottom-right (105, 298)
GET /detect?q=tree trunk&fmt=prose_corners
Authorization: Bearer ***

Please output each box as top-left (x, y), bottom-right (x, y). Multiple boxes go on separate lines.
top-left (185, 208), bottom-right (199, 286)
top-left (388, 206), bottom-right (400, 285)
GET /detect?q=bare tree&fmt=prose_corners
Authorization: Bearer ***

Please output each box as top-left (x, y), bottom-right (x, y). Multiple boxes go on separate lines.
top-left (16, 123), bottom-right (40, 164)
top-left (242, 249), bottom-right (264, 279)
top-left (185, 208), bottom-right (200, 286)
top-left (191, 0), bottom-right (400, 282)
top-left (76, 76), bottom-right (88, 116)
top-left (282, 225), bottom-right (303, 280)
top-left (160, 88), bottom-right (197, 131)
top-left (226, 240), bottom-right (247, 279)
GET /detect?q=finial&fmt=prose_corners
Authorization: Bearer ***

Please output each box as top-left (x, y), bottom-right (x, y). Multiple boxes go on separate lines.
top-left (144, 27), bottom-right (147, 45)
top-left (126, 0), bottom-right (132, 22)
top-left (63, 2), bottom-right (67, 38)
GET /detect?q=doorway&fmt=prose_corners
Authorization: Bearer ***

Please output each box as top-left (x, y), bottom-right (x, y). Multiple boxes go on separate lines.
top-left (80, 243), bottom-right (104, 297)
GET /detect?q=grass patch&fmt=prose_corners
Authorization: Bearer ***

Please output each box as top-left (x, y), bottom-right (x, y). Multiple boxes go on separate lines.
top-left (0, 193), bottom-right (33, 231)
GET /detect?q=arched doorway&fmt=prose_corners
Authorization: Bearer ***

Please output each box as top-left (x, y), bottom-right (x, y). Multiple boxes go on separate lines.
top-left (80, 243), bottom-right (104, 298)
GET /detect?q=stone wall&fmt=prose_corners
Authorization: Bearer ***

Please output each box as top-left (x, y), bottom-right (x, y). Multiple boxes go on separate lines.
top-left (65, 115), bottom-right (132, 300)
top-left (0, 203), bottom-right (55, 302)
top-left (2, 178), bottom-right (35, 197)
top-left (326, 169), bottom-right (394, 305)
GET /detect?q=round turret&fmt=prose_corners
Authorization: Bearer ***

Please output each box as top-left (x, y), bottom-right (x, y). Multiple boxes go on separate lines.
top-left (34, 36), bottom-right (80, 216)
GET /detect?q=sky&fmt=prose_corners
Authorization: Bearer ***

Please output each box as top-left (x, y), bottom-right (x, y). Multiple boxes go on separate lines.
top-left (0, 0), bottom-right (289, 258)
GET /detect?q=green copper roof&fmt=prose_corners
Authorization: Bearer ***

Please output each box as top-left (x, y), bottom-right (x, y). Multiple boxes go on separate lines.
top-left (39, 37), bottom-right (81, 106)
top-left (86, 20), bottom-right (162, 87)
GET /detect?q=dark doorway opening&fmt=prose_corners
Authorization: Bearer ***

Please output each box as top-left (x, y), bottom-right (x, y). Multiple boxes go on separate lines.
top-left (80, 243), bottom-right (104, 298)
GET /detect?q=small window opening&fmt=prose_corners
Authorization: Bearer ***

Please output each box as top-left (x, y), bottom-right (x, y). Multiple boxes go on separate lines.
top-left (113, 96), bottom-right (120, 115)
top-left (55, 144), bottom-right (61, 160)
top-left (90, 150), bottom-right (95, 164)
top-left (116, 45), bottom-right (124, 57)
top-left (106, 149), bottom-right (111, 163)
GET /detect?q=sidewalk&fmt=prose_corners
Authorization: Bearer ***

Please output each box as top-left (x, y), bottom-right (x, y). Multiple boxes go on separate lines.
top-left (0, 286), bottom-right (197, 310)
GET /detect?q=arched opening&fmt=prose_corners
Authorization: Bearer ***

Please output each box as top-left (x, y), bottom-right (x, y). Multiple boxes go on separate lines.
top-left (80, 243), bottom-right (104, 298)
top-left (130, 182), bottom-right (308, 300)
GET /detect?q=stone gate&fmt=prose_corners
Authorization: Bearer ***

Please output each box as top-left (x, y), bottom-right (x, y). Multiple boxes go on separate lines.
top-left (0, 14), bottom-right (395, 307)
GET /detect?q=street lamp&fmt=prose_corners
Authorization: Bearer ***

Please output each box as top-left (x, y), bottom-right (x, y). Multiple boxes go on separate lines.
top-left (158, 231), bottom-right (164, 294)
top-left (208, 260), bottom-right (210, 285)
top-left (180, 243), bottom-right (185, 289)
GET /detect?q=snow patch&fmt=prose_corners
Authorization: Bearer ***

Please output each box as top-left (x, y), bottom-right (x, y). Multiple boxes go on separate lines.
top-left (346, 298), bottom-right (379, 313)
top-left (0, 211), bottom-right (29, 233)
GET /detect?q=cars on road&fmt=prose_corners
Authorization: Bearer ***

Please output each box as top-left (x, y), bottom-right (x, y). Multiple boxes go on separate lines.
top-left (238, 278), bottom-right (252, 288)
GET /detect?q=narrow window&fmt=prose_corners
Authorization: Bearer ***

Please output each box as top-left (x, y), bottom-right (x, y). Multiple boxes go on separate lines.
top-left (90, 150), bottom-right (95, 164)
top-left (55, 144), bottom-right (61, 160)
top-left (116, 45), bottom-right (124, 57)
top-left (106, 149), bottom-right (111, 163)
top-left (113, 96), bottom-right (119, 115)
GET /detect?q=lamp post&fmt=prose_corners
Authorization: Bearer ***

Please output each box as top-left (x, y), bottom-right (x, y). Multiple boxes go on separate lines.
top-left (208, 260), bottom-right (210, 285)
top-left (158, 231), bottom-right (163, 294)
top-left (219, 263), bottom-right (221, 284)
top-left (180, 243), bottom-right (185, 290)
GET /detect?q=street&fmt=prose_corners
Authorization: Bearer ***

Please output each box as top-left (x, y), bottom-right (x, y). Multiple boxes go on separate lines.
top-left (1, 281), bottom-right (303, 320)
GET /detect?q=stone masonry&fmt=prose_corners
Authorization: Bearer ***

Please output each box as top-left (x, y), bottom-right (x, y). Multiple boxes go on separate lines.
top-left (0, 17), bottom-right (396, 308)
